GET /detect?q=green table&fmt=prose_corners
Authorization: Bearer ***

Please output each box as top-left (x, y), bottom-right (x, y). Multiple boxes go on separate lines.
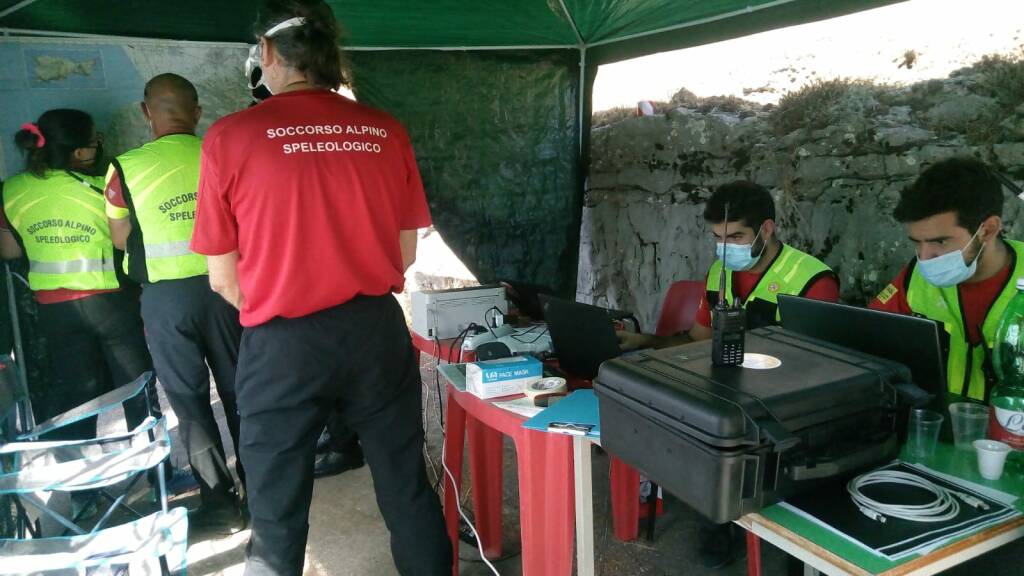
top-left (738, 444), bottom-right (1024, 576)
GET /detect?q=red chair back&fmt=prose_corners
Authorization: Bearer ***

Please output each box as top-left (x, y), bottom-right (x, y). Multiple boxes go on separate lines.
top-left (654, 280), bottom-right (704, 337)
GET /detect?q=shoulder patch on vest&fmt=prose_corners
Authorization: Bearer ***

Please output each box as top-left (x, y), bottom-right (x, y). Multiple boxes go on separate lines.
top-left (876, 283), bottom-right (898, 304)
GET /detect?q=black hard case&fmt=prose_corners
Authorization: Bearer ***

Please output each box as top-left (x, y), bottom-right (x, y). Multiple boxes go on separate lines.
top-left (594, 327), bottom-right (907, 523)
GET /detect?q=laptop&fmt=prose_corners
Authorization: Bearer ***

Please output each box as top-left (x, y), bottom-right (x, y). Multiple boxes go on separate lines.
top-left (777, 295), bottom-right (946, 401)
top-left (539, 295), bottom-right (623, 379)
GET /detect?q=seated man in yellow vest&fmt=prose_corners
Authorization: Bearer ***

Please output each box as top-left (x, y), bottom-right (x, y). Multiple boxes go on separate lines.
top-left (619, 180), bottom-right (839, 350)
top-left (105, 74), bottom-right (246, 532)
top-left (617, 180), bottom-right (839, 568)
top-left (869, 157), bottom-right (1015, 403)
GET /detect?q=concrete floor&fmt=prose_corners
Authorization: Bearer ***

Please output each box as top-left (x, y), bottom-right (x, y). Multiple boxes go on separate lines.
top-left (95, 357), bottom-right (1023, 576)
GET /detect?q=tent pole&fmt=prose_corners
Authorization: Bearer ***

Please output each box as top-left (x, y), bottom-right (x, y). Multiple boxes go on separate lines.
top-left (556, 0), bottom-right (585, 46)
top-left (4, 262), bottom-right (34, 430)
top-left (343, 44), bottom-right (575, 51)
top-left (554, 0), bottom-right (586, 155)
top-left (0, 29), bottom-right (577, 51)
top-left (577, 47), bottom-right (586, 156)
top-left (586, 0), bottom-right (800, 49)
top-left (0, 0), bottom-right (44, 20)
top-left (0, 28), bottom-right (249, 47)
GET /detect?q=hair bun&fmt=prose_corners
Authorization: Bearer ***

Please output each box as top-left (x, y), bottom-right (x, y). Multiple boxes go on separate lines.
top-left (14, 124), bottom-right (44, 150)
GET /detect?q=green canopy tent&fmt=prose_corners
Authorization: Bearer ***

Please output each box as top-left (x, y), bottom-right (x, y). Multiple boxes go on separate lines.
top-left (0, 0), bottom-right (901, 294)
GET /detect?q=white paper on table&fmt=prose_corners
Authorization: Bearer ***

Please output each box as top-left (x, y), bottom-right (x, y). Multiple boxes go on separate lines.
top-left (491, 397), bottom-right (544, 419)
top-left (908, 463), bottom-right (1019, 506)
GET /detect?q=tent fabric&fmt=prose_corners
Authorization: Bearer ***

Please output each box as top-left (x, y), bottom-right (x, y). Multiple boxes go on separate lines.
top-left (351, 50), bottom-right (582, 293)
top-left (0, 0), bottom-right (902, 293)
top-left (0, 1), bottom-right (902, 64)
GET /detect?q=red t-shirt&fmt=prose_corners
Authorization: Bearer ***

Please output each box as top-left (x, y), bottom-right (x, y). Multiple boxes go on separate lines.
top-left (869, 263), bottom-right (1011, 345)
top-left (191, 89), bottom-right (432, 326)
top-left (105, 174), bottom-right (128, 210)
top-left (695, 271), bottom-right (839, 328)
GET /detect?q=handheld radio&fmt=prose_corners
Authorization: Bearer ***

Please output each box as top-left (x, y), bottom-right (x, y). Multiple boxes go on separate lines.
top-left (711, 203), bottom-right (746, 366)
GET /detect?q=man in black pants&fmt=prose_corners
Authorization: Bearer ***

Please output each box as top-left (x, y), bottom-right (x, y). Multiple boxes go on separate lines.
top-left (191, 3), bottom-right (451, 573)
top-left (106, 73), bottom-right (244, 531)
top-left (248, 60), bottom-right (366, 483)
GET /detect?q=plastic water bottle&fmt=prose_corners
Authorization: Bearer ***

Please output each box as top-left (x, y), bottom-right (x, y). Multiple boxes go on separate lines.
top-left (991, 279), bottom-right (1024, 450)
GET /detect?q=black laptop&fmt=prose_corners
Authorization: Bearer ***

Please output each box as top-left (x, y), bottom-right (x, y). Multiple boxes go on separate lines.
top-left (539, 295), bottom-right (623, 379)
top-left (777, 295), bottom-right (946, 403)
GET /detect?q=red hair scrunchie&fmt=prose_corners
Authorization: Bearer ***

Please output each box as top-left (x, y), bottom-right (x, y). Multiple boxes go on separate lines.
top-left (20, 123), bottom-right (46, 148)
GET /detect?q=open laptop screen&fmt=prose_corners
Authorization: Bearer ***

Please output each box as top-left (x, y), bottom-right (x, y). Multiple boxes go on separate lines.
top-left (777, 295), bottom-right (946, 398)
top-left (539, 295), bottom-right (623, 379)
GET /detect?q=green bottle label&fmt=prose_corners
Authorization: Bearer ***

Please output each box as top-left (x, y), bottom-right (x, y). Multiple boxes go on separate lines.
top-left (989, 396), bottom-right (1024, 450)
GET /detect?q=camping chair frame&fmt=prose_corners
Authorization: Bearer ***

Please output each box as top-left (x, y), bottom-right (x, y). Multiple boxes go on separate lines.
top-left (3, 372), bottom-right (166, 537)
top-left (0, 371), bottom-right (186, 574)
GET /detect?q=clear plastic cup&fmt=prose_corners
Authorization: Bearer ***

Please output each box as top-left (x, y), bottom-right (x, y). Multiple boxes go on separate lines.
top-left (907, 409), bottom-right (944, 459)
top-left (949, 402), bottom-right (990, 450)
top-left (973, 439), bottom-right (1012, 480)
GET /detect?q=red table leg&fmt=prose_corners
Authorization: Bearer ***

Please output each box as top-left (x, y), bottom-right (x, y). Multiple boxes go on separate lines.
top-left (467, 415), bottom-right (505, 558)
top-left (442, 393), bottom-right (468, 576)
top-left (746, 530), bottom-right (762, 576)
top-left (609, 456), bottom-right (641, 542)
top-left (515, 428), bottom-right (575, 576)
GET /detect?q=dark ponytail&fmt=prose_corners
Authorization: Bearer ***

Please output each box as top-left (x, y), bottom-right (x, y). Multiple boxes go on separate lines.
top-left (255, 0), bottom-right (349, 90)
top-left (15, 109), bottom-right (94, 178)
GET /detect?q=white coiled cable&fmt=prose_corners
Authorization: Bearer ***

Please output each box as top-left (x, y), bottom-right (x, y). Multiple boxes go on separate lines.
top-left (846, 470), bottom-right (985, 523)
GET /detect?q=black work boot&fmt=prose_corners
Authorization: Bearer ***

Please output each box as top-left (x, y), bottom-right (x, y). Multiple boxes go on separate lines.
top-left (313, 443), bottom-right (365, 479)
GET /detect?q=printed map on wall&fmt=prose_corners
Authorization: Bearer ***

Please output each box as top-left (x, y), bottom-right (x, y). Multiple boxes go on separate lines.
top-left (0, 38), bottom-right (250, 179)
top-left (25, 48), bottom-right (106, 89)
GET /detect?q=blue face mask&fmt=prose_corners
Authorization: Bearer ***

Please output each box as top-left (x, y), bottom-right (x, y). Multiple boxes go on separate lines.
top-left (916, 228), bottom-right (984, 287)
top-left (716, 226), bottom-right (766, 271)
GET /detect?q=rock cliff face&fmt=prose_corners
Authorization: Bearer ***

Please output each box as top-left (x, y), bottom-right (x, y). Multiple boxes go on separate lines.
top-left (580, 57), bottom-right (1024, 330)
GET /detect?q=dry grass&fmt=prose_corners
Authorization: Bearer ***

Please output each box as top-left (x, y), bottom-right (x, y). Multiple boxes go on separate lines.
top-left (769, 78), bottom-right (881, 135)
top-left (591, 106), bottom-right (638, 128)
top-left (972, 49), bottom-right (1024, 108)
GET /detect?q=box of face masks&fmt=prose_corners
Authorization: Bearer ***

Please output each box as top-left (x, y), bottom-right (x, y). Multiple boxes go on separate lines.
top-left (466, 355), bottom-right (543, 399)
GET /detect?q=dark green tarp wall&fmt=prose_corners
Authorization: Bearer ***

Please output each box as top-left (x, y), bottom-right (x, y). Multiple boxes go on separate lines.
top-left (351, 50), bottom-right (582, 292)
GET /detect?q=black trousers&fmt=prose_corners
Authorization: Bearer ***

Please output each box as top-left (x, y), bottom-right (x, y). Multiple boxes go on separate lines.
top-left (36, 290), bottom-right (155, 440)
top-left (141, 276), bottom-right (244, 504)
top-left (236, 295), bottom-right (451, 576)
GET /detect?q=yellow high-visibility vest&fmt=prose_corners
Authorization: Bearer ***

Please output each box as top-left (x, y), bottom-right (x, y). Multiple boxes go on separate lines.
top-left (2, 170), bottom-right (118, 291)
top-left (106, 134), bottom-right (206, 283)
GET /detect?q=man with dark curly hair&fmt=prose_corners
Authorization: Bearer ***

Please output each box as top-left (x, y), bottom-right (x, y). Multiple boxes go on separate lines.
top-left (870, 156), bottom-right (1018, 403)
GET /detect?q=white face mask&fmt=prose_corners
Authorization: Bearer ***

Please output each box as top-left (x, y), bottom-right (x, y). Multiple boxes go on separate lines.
top-left (916, 228), bottom-right (985, 287)
top-left (244, 16), bottom-right (307, 95)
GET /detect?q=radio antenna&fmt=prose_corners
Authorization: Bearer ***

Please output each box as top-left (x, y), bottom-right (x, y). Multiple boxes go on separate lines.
top-left (717, 202), bottom-right (729, 310)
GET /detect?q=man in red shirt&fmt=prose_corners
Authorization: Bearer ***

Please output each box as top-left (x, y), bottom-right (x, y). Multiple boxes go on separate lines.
top-left (190, 2), bottom-right (450, 574)
top-left (619, 180), bottom-right (838, 351)
top-left (869, 157), bottom-right (1017, 402)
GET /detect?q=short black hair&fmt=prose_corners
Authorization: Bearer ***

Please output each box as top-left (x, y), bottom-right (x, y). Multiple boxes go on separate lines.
top-left (894, 157), bottom-right (1003, 231)
top-left (703, 180), bottom-right (775, 229)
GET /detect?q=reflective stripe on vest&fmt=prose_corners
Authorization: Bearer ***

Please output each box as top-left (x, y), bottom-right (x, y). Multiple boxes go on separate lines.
top-left (143, 240), bottom-right (193, 258)
top-left (2, 170), bottom-right (119, 292)
top-left (905, 239), bottom-right (1024, 401)
top-left (706, 243), bottom-right (833, 322)
top-left (112, 134), bottom-right (206, 283)
top-left (30, 258), bottom-right (115, 274)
